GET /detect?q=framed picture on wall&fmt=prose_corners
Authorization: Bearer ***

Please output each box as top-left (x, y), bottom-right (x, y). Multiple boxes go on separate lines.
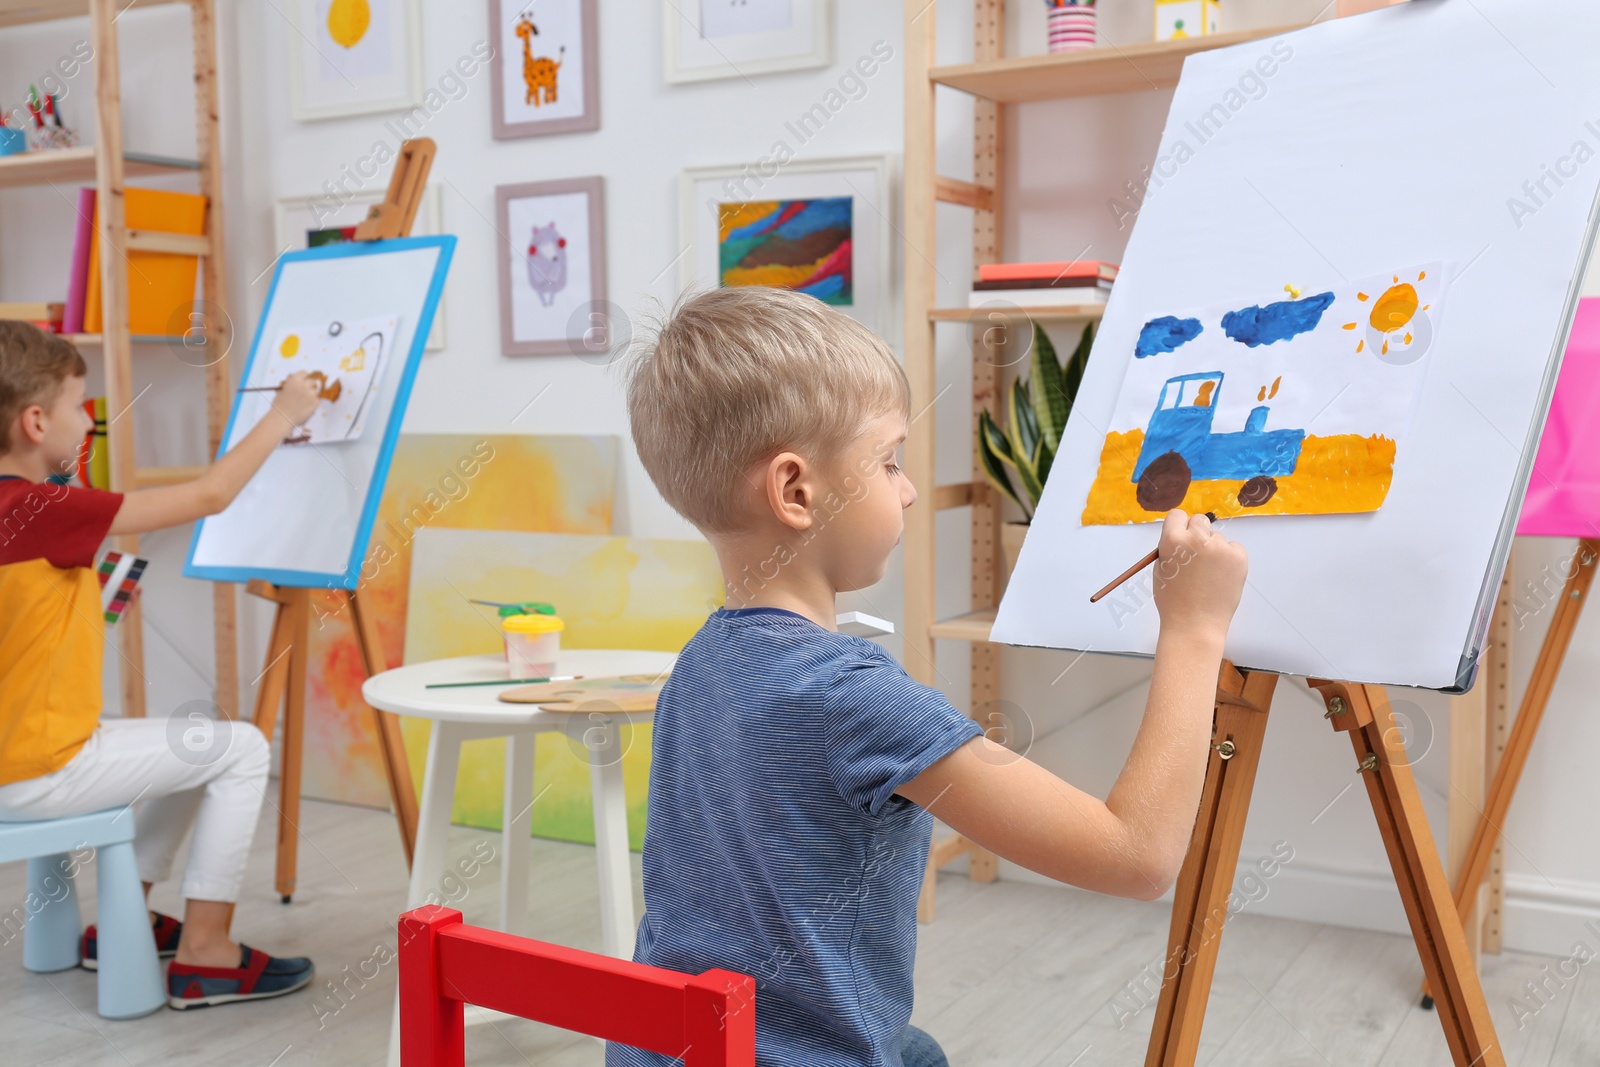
top-left (273, 186), bottom-right (447, 349)
top-left (680, 155), bottom-right (894, 341)
top-left (496, 176), bottom-right (608, 356)
top-left (489, 0), bottom-right (600, 138)
top-left (287, 0), bottom-right (423, 121)
top-left (665, 0), bottom-right (832, 83)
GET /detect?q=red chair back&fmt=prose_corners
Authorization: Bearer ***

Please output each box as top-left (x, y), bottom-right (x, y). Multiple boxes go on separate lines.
top-left (398, 905), bottom-right (755, 1067)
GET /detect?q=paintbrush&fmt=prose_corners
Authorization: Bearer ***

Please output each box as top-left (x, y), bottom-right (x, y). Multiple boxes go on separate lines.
top-left (426, 674), bottom-right (582, 690)
top-left (1089, 512), bottom-right (1217, 603)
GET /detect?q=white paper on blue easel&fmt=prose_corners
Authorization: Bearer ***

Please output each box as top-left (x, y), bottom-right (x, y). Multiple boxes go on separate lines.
top-left (992, 1), bottom-right (1600, 690)
top-left (185, 239), bottom-right (452, 588)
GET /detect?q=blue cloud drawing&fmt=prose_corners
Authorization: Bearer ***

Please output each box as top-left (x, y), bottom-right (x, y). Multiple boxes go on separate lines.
top-left (1221, 291), bottom-right (1336, 347)
top-left (1136, 316), bottom-right (1205, 359)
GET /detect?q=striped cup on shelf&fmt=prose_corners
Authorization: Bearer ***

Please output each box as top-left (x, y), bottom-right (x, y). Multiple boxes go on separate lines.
top-left (1047, 3), bottom-right (1097, 52)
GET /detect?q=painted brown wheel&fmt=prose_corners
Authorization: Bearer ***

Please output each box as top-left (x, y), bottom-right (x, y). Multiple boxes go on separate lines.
top-left (1136, 451), bottom-right (1192, 513)
top-left (1238, 475), bottom-right (1278, 508)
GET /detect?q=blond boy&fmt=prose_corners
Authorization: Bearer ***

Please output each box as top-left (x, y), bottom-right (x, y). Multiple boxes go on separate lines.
top-left (609, 288), bottom-right (1247, 1066)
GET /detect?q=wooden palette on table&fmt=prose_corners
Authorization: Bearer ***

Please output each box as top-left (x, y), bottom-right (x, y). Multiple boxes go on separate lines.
top-left (498, 674), bottom-right (669, 712)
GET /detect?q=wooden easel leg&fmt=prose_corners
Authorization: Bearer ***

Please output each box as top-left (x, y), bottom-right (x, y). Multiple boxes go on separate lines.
top-left (1311, 681), bottom-right (1505, 1067)
top-left (276, 588), bottom-right (311, 903)
top-left (1144, 664), bottom-right (1277, 1067)
top-left (1446, 540), bottom-right (1597, 943)
top-left (347, 589), bottom-right (420, 865)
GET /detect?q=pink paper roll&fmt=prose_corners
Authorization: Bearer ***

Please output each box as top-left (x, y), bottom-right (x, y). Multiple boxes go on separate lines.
top-left (1518, 297), bottom-right (1600, 538)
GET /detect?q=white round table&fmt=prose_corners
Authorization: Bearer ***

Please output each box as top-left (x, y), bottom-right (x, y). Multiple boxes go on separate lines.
top-left (362, 650), bottom-right (673, 955)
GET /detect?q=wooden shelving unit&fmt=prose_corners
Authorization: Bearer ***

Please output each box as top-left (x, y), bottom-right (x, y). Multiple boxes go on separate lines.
top-left (929, 24), bottom-right (1301, 101)
top-left (0, 0), bottom-right (238, 718)
top-left (902, 4), bottom-right (1307, 921)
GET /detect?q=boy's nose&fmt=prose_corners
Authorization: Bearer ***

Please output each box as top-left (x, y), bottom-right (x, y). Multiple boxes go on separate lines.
top-left (901, 479), bottom-right (918, 508)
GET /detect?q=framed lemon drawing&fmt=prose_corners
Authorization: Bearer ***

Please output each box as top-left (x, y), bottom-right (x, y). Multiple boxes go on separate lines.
top-left (289, 0), bottom-right (424, 121)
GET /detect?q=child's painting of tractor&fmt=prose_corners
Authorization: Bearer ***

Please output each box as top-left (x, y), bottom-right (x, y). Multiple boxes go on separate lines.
top-left (1132, 371), bottom-right (1304, 512)
top-left (1083, 264), bottom-right (1443, 525)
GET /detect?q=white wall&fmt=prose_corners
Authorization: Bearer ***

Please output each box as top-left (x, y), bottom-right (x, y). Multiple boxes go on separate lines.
top-left (4, 0), bottom-right (1599, 957)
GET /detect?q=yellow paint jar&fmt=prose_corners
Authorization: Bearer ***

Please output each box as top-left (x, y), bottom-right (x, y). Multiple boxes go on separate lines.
top-left (501, 613), bottom-right (564, 678)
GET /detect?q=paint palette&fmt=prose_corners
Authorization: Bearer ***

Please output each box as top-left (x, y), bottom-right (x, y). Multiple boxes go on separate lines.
top-left (96, 550), bottom-right (147, 625)
top-left (498, 674), bottom-right (668, 712)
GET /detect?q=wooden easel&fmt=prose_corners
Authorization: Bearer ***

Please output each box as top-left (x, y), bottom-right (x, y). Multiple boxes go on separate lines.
top-left (1417, 538), bottom-right (1600, 1004)
top-left (247, 138), bottom-right (436, 901)
top-left (1144, 666), bottom-right (1505, 1067)
top-left (248, 581), bottom-right (418, 901)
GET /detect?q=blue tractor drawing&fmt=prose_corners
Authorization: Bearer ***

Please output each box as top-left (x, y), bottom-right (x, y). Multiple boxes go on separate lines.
top-left (1132, 371), bottom-right (1305, 513)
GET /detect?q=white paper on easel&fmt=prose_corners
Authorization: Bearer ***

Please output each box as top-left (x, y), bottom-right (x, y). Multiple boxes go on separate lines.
top-left (992, 1), bottom-right (1600, 690)
top-left (254, 315), bottom-right (398, 445)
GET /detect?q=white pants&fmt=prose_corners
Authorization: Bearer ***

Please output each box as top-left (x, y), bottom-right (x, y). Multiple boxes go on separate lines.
top-left (0, 718), bottom-right (270, 903)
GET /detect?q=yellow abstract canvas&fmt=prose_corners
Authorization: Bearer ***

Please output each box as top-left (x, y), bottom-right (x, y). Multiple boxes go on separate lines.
top-left (403, 527), bottom-right (726, 849)
top-left (299, 434), bottom-right (617, 809)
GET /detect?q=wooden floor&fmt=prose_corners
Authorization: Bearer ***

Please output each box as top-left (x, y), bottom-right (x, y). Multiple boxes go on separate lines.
top-left (2, 797), bottom-right (1597, 1066)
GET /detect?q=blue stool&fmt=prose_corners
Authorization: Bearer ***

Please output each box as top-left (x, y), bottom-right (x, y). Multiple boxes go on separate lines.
top-left (0, 808), bottom-right (165, 1018)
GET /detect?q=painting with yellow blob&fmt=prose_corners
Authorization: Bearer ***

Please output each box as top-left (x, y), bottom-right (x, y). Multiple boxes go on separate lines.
top-left (299, 434), bottom-right (617, 810)
top-left (1084, 264), bottom-right (1445, 525)
top-left (402, 527), bottom-right (726, 849)
top-left (264, 315), bottom-right (395, 444)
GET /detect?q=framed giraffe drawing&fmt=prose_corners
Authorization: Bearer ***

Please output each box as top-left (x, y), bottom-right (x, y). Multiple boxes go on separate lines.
top-left (489, 0), bottom-right (600, 139)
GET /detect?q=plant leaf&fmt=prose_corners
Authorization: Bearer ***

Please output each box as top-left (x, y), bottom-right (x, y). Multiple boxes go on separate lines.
top-left (1036, 431), bottom-right (1056, 489)
top-left (1012, 434), bottom-right (1044, 505)
top-left (1062, 322), bottom-right (1094, 410)
top-left (1029, 324), bottom-right (1070, 453)
top-left (977, 409), bottom-right (1027, 513)
top-left (1011, 378), bottom-right (1040, 462)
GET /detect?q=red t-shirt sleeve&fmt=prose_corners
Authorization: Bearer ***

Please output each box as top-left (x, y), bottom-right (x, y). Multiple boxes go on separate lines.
top-left (0, 479), bottom-right (124, 569)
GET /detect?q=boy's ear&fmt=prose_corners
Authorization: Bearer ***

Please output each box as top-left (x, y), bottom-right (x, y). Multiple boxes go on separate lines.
top-left (11, 404), bottom-right (46, 448)
top-left (764, 451), bottom-right (816, 532)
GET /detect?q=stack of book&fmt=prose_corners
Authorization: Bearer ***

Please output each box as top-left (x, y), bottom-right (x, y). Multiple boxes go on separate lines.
top-left (967, 260), bottom-right (1117, 309)
top-left (0, 302), bottom-right (65, 332)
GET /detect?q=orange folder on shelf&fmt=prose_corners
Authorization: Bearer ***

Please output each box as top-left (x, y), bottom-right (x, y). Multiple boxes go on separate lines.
top-left (84, 188), bottom-right (206, 335)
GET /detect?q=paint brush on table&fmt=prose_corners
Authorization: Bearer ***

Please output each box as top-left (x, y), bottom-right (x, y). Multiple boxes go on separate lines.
top-left (425, 674), bottom-right (582, 690)
top-left (1089, 512), bottom-right (1217, 603)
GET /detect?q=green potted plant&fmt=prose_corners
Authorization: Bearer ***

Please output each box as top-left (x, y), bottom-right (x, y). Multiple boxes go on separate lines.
top-left (976, 321), bottom-right (1093, 586)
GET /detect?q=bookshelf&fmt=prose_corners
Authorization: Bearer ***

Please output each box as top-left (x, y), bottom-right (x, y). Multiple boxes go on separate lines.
top-left (0, 0), bottom-right (238, 718)
top-left (900, 5), bottom-right (1311, 921)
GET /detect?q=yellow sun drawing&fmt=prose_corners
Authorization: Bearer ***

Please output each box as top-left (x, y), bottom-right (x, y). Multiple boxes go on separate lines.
top-left (1341, 270), bottom-right (1433, 364)
top-left (279, 334), bottom-right (300, 358)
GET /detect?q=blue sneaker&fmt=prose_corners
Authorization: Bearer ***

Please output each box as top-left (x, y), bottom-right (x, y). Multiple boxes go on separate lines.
top-left (81, 912), bottom-right (182, 971)
top-left (166, 945), bottom-right (315, 1009)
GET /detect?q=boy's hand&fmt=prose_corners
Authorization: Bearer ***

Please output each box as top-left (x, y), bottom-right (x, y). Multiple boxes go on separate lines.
top-left (270, 372), bottom-right (321, 428)
top-left (1151, 509), bottom-right (1247, 644)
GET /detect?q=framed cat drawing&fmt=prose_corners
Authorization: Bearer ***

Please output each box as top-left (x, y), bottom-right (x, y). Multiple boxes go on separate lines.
top-left (489, 0), bottom-right (600, 138)
top-left (496, 176), bottom-right (608, 357)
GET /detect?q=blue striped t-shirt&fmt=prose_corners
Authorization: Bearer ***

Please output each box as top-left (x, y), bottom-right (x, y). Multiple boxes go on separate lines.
top-left (606, 607), bottom-right (982, 1067)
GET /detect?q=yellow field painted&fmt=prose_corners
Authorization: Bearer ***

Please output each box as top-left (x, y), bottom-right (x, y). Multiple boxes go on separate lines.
top-left (1081, 429), bottom-right (1398, 525)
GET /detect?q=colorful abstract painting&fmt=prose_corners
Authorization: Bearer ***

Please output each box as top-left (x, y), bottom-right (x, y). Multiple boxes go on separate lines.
top-left (404, 528), bottom-right (726, 849)
top-left (299, 434), bottom-right (617, 809)
top-left (1084, 264), bottom-right (1445, 525)
top-left (717, 197), bottom-right (852, 304)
